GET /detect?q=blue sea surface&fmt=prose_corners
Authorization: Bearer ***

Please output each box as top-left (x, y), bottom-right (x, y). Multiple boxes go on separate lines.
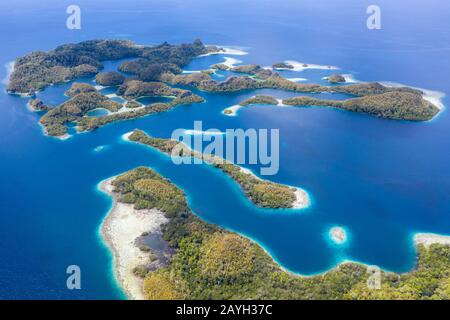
top-left (0, 0), bottom-right (449, 299)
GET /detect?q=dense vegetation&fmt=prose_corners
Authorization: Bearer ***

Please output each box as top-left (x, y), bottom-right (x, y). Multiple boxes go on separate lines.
top-left (8, 39), bottom-right (220, 95)
top-left (7, 40), bottom-right (140, 95)
top-left (112, 166), bottom-right (189, 218)
top-left (40, 83), bottom-right (122, 136)
top-left (223, 90), bottom-right (438, 121)
top-left (230, 64), bottom-right (264, 75)
top-left (95, 71), bottom-right (125, 86)
top-left (38, 79), bottom-right (204, 137)
top-left (283, 92), bottom-right (439, 121)
top-left (28, 98), bottom-right (48, 111)
top-left (165, 72), bottom-right (212, 87)
top-left (9, 38), bottom-right (447, 300)
top-left (272, 62), bottom-right (294, 70)
top-left (9, 40), bottom-right (438, 123)
top-left (118, 39), bottom-right (220, 81)
top-left (124, 100), bottom-right (142, 109)
top-left (170, 71), bottom-right (437, 120)
top-left (128, 129), bottom-right (298, 208)
top-left (65, 82), bottom-right (97, 97)
top-left (112, 167), bottom-right (450, 300)
top-left (239, 95), bottom-right (279, 106)
top-left (211, 63), bottom-right (229, 70)
top-left (171, 70), bottom-right (414, 97)
top-left (326, 74), bottom-right (346, 83)
top-left (116, 79), bottom-right (191, 100)
top-left (77, 92), bottom-right (203, 133)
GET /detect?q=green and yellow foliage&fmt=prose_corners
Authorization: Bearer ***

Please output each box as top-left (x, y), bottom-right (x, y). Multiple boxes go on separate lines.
top-left (143, 269), bottom-right (186, 300)
top-left (8, 40), bottom-right (138, 94)
top-left (112, 167), bottom-right (188, 217)
top-left (128, 129), bottom-right (297, 209)
top-left (113, 166), bottom-right (450, 300)
top-left (40, 90), bottom-right (122, 136)
top-left (199, 233), bottom-right (256, 283)
top-left (239, 95), bottom-right (279, 106)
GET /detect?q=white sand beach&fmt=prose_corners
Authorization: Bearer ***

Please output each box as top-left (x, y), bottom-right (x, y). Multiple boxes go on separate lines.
top-left (322, 74), bottom-right (360, 83)
top-left (94, 85), bottom-right (106, 90)
top-left (99, 178), bottom-right (168, 300)
top-left (183, 129), bottom-right (225, 135)
top-left (26, 100), bottom-right (41, 112)
top-left (342, 74), bottom-right (360, 83)
top-left (199, 46), bottom-right (249, 57)
top-left (380, 81), bottom-right (445, 111)
top-left (2, 61), bottom-right (15, 85)
top-left (286, 77), bottom-right (308, 82)
top-left (222, 104), bottom-right (243, 116)
top-left (182, 70), bottom-right (209, 74)
top-left (285, 60), bottom-right (339, 72)
top-left (239, 166), bottom-right (310, 209)
top-left (329, 226), bottom-right (347, 244)
top-left (292, 188), bottom-right (310, 209)
top-left (121, 131), bottom-right (134, 141)
top-left (117, 104), bottom-right (145, 113)
top-left (55, 133), bottom-right (72, 141)
top-left (222, 57), bottom-right (242, 68)
top-left (276, 99), bottom-right (288, 107)
top-left (414, 233), bottom-right (450, 248)
top-left (221, 47), bottom-right (248, 55)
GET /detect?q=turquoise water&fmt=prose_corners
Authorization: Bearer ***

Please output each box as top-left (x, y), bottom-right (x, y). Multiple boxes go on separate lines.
top-left (87, 109), bottom-right (111, 117)
top-left (0, 0), bottom-right (449, 299)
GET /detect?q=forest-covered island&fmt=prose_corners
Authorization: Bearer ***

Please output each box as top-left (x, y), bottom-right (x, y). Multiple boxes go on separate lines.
top-left (7, 39), bottom-right (441, 139)
top-left (104, 166), bottom-right (450, 300)
top-left (7, 38), bottom-right (448, 300)
top-left (126, 129), bottom-right (308, 209)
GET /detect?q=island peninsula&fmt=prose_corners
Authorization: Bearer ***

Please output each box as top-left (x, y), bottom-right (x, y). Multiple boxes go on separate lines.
top-left (102, 166), bottom-right (450, 300)
top-left (125, 129), bottom-right (309, 209)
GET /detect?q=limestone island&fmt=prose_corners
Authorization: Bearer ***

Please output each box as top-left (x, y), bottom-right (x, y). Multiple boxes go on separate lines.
top-left (126, 129), bottom-right (309, 209)
top-left (102, 166), bottom-right (450, 300)
top-left (7, 39), bottom-right (220, 138)
top-left (222, 95), bottom-right (280, 116)
top-left (224, 85), bottom-right (439, 121)
top-left (272, 62), bottom-right (295, 70)
top-left (163, 65), bottom-right (440, 121)
top-left (27, 98), bottom-right (49, 112)
top-left (95, 71), bottom-right (125, 86)
top-left (326, 74), bottom-right (346, 84)
top-left (7, 39), bottom-right (441, 139)
top-left (211, 63), bottom-right (230, 71)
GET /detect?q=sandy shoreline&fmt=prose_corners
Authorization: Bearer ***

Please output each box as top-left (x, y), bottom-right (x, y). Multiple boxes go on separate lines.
top-left (284, 60), bottom-right (339, 72)
top-left (124, 131), bottom-right (310, 210)
top-left (99, 177), bottom-right (168, 300)
top-left (292, 188), bottom-right (310, 209)
top-left (414, 233), bottom-right (450, 248)
top-left (239, 166), bottom-right (310, 209)
top-left (222, 98), bottom-right (296, 116)
top-left (380, 81), bottom-right (446, 113)
top-left (2, 61), bottom-right (15, 85)
top-left (198, 46), bottom-right (249, 57)
top-left (97, 171), bottom-right (449, 296)
top-left (222, 104), bottom-right (243, 116)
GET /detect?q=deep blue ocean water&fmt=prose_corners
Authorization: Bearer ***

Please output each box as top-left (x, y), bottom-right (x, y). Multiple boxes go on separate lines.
top-left (0, 0), bottom-right (449, 299)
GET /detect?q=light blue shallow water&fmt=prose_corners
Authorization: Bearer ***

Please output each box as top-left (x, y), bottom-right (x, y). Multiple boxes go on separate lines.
top-left (0, 0), bottom-right (449, 299)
